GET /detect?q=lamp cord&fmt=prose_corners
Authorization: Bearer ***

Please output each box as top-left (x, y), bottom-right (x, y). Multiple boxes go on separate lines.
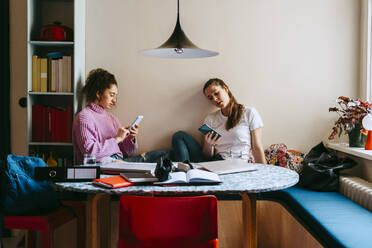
top-left (177, 0), bottom-right (179, 19)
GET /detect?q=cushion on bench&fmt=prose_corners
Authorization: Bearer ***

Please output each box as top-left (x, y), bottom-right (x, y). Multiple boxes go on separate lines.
top-left (259, 187), bottom-right (372, 248)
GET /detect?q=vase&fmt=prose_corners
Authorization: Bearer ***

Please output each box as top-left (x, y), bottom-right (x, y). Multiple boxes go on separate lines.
top-left (348, 124), bottom-right (367, 147)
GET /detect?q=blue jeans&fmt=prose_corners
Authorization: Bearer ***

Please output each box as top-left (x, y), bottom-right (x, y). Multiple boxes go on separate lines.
top-left (111, 149), bottom-right (172, 163)
top-left (172, 131), bottom-right (223, 162)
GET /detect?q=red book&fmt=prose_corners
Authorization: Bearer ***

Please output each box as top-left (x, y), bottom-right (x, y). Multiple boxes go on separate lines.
top-left (93, 176), bottom-right (133, 189)
top-left (66, 105), bottom-right (73, 142)
top-left (50, 108), bottom-right (56, 142)
top-left (60, 109), bottom-right (68, 142)
top-left (32, 105), bottom-right (43, 141)
top-left (45, 106), bottom-right (51, 142)
top-left (55, 108), bottom-right (61, 142)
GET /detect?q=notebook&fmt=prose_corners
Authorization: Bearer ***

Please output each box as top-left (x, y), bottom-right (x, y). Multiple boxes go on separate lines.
top-left (99, 161), bottom-right (157, 173)
top-left (197, 160), bottom-right (258, 175)
top-left (120, 172), bottom-right (159, 183)
top-left (92, 176), bottom-right (133, 189)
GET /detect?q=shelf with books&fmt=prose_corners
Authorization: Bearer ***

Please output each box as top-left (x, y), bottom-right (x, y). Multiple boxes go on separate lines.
top-left (27, 0), bottom-right (85, 166)
top-left (30, 49), bottom-right (73, 93)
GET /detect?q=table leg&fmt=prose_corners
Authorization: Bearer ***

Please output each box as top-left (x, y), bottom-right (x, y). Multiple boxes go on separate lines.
top-left (241, 193), bottom-right (257, 248)
top-left (86, 193), bottom-right (109, 248)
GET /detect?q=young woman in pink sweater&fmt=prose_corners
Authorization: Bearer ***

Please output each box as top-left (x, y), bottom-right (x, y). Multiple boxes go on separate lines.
top-left (72, 68), bottom-right (170, 164)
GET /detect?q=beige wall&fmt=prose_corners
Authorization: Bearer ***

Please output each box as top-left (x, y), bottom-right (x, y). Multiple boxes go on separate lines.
top-left (86, 0), bottom-right (360, 154)
top-left (11, 0), bottom-right (361, 155)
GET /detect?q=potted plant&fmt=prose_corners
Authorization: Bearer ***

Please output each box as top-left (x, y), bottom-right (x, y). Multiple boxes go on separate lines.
top-left (328, 96), bottom-right (371, 147)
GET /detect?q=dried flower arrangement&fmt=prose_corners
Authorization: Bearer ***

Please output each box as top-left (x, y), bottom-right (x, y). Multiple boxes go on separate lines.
top-left (328, 96), bottom-right (371, 140)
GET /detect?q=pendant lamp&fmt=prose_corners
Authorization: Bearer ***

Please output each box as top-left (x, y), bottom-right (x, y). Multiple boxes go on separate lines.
top-left (139, 0), bottom-right (219, 59)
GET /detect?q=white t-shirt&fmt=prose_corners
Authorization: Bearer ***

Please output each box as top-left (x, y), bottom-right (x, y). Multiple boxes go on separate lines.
top-left (203, 106), bottom-right (264, 162)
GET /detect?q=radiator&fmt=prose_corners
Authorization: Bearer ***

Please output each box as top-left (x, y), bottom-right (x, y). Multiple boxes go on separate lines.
top-left (339, 176), bottom-right (372, 212)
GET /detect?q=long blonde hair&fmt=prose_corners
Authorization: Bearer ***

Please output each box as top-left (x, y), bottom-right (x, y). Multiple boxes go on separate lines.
top-left (203, 78), bottom-right (244, 130)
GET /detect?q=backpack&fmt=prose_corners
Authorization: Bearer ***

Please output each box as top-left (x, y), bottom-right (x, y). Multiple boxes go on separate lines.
top-left (0, 155), bottom-right (60, 240)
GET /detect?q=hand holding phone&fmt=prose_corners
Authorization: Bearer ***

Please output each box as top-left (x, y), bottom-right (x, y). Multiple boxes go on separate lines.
top-left (130, 115), bottom-right (143, 129)
top-left (198, 124), bottom-right (221, 139)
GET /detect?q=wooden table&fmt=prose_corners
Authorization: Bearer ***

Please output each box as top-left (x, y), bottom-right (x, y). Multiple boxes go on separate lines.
top-left (56, 163), bottom-right (299, 248)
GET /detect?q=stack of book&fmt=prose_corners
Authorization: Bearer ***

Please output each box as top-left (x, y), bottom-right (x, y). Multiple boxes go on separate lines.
top-left (32, 105), bottom-right (73, 142)
top-left (32, 55), bottom-right (72, 93)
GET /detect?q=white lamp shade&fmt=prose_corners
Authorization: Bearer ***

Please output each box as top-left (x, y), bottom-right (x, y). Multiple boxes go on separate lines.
top-left (362, 114), bottom-right (372, 130)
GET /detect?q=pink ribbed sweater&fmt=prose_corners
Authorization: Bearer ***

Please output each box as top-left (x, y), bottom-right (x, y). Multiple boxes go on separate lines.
top-left (72, 103), bottom-right (137, 164)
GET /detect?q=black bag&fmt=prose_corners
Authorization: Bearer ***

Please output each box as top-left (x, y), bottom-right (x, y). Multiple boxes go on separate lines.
top-left (155, 157), bottom-right (173, 181)
top-left (299, 142), bottom-right (356, 191)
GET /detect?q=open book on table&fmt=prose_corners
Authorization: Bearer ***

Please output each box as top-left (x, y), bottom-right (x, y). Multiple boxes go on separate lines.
top-left (154, 169), bottom-right (221, 185)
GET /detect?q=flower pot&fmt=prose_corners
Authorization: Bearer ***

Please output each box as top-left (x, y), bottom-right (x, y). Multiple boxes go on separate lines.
top-left (348, 124), bottom-right (367, 147)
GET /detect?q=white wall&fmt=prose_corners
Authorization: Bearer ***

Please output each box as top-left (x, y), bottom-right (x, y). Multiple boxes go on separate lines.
top-left (11, 0), bottom-right (361, 155)
top-left (85, 0), bottom-right (360, 154)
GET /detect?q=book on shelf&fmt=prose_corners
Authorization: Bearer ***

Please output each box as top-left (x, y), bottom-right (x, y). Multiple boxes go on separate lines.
top-left (61, 56), bottom-right (72, 92)
top-left (120, 172), bottom-right (159, 183)
top-left (32, 55), bottom-right (38, 91)
top-left (92, 176), bottom-right (133, 189)
top-left (154, 169), bottom-right (221, 185)
top-left (36, 57), bottom-right (41, 91)
top-left (32, 105), bottom-right (73, 142)
top-left (50, 59), bottom-right (57, 92)
top-left (99, 162), bottom-right (157, 173)
top-left (32, 105), bottom-right (43, 141)
top-left (58, 59), bottom-right (63, 92)
top-left (66, 56), bottom-right (72, 92)
top-left (32, 55), bottom-right (72, 93)
top-left (66, 106), bottom-right (73, 142)
top-left (40, 58), bottom-right (48, 92)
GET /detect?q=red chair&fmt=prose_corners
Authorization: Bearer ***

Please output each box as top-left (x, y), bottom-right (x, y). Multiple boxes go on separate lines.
top-left (3, 201), bottom-right (85, 248)
top-left (118, 195), bottom-right (218, 248)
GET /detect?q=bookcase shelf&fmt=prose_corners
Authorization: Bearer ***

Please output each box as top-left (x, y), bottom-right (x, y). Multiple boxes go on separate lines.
top-left (29, 41), bottom-right (74, 46)
top-left (28, 91), bottom-right (74, 96)
top-left (27, 0), bottom-right (85, 166)
top-left (29, 142), bottom-right (73, 146)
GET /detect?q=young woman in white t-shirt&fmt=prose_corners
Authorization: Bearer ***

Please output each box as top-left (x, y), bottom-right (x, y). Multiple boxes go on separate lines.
top-left (172, 78), bottom-right (266, 163)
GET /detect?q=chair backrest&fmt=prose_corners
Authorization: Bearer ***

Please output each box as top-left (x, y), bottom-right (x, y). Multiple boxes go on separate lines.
top-left (118, 195), bottom-right (218, 248)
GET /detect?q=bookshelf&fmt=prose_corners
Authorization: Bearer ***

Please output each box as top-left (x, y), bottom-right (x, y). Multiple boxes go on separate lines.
top-left (27, 0), bottom-right (85, 166)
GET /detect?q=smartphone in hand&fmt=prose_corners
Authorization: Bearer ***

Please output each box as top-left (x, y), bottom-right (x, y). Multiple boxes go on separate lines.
top-left (198, 124), bottom-right (221, 139)
top-left (130, 115), bottom-right (143, 129)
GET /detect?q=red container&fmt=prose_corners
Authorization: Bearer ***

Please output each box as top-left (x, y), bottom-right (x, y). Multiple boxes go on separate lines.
top-left (39, 22), bottom-right (73, 41)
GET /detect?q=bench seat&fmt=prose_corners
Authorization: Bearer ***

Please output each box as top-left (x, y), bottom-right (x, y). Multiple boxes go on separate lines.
top-left (259, 187), bottom-right (372, 248)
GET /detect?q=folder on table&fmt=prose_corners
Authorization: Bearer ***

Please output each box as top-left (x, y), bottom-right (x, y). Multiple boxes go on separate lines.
top-left (93, 176), bottom-right (133, 189)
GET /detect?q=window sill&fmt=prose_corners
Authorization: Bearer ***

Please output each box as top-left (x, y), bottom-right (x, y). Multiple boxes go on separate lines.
top-left (326, 142), bottom-right (372, 161)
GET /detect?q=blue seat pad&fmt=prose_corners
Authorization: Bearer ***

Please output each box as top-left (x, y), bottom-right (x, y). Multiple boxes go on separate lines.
top-left (260, 187), bottom-right (372, 248)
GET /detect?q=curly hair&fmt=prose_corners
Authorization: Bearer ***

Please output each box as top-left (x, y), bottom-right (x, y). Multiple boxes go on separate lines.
top-left (203, 78), bottom-right (244, 130)
top-left (82, 68), bottom-right (117, 103)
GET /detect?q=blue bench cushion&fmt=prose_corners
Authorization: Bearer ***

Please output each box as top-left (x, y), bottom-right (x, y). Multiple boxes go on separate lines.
top-left (259, 187), bottom-right (372, 248)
